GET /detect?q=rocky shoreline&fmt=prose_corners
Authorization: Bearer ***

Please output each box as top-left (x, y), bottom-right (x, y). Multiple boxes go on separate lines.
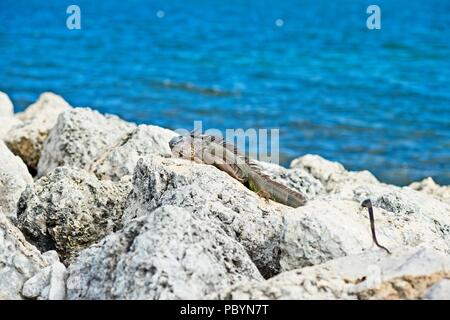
top-left (1, 92), bottom-right (449, 300)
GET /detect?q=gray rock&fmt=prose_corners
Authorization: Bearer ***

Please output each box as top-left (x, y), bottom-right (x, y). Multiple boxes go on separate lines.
top-left (22, 266), bottom-right (52, 299)
top-left (17, 167), bottom-right (132, 260)
top-left (0, 141), bottom-right (33, 220)
top-left (21, 253), bottom-right (67, 300)
top-left (42, 250), bottom-right (61, 265)
top-left (0, 91), bottom-right (14, 117)
top-left (124, 156), bottom-right (291, 277)
top-left (16, 92), bottom-right (71, 122)
top-left (48, 261), bottom-right (67, 300)
top-left (291, 154), bottom-right (378, 194)
top-left (0, 117), bottom-right (21, 141)
top-left (409, 177), bottom-right (450, 205)
top-left (5, 92), bottom-right (71, 169)
top-left (277, 155), bottom-right (450, 271)
top-left (280, 200), bottom-right (382, 271)
top-left (66, 206), bottom-right (262, 300)
top-left (212, 269), bottom-right (353, 300)
top-left (89, 124), bottom-right (177, 181)
top-left (37, 108), bottom-right (136, 178)
top-left (423, 279), bottom-right (450, 300)
top-left (345, 183), bottom-right (450, 218)
top-left (280, 195), bottom-right (450, 271)
top-left (337, 183), bottom-right (450, 248)
top-left (0, 213), bottom-right (47, 300)
top-left (212, 246), bottom-right (450, 300)
top-left (257, 161), bottom-right (324, 200)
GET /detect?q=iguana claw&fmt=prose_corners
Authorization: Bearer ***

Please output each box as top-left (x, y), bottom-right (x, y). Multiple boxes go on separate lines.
top-left (257, 190), bottom-right (271, 203)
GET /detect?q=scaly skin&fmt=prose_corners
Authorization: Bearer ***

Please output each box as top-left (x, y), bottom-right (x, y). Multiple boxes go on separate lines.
top-left (169, 132), bottom-right (306, 208)
top-left (248, 171), bottom-right (306, 208)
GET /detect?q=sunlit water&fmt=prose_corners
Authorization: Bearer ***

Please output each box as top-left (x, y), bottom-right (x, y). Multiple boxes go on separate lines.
top-left (1, 0), bottom-right (449, 185)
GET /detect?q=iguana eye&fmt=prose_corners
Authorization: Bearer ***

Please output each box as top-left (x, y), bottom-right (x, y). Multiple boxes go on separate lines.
top-left (169, 136), bottom-right (183, 149)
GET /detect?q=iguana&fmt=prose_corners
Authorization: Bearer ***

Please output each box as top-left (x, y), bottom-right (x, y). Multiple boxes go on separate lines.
top-left (169, 131), bottom-right (391, 253)
top-left (169, 131), bottom-right (307, 208)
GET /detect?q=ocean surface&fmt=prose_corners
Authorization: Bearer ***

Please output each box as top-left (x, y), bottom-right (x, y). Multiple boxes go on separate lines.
top-left (1, 0), bottom-right (449, 185)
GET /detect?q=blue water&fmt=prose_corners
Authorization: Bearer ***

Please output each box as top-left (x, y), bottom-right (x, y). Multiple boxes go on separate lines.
top-left (1, 0), bottom-right (449, 185)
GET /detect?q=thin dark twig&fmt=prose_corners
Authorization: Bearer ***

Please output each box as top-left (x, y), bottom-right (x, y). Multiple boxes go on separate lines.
top-left (361, 199), bottom-right (391, 254)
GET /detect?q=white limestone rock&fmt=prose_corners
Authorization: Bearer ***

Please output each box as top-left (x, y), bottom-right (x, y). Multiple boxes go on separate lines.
top-left (21, 250), bottom-right (68, 300)
top-left (37, 107), bottom-right (136, 178)
top-left (212, 246), bottom-right (450, 300)
top-left (0, 213), bottom-right (47, 299)
top-left (0, 116), bottom-right (21, 141)
top-left (90, 124), bottom-right (177, 181)
top-left (16, 167), bottom-right (132, 260)
top-left (290, 154), bottom-right (379, 193)
top-left (123, 156), bottom-right (292, 277)
top-left (409, 177), bottom-right (450, 205)
top-left (66, 206), bottom-right (263, 300)
top-left (280, 196), bottom-right (450, 271)
top-left (5, 92), bottom-right (71, 169)
top-left (0, 141), bottom-right (33, 220)
top-left (0, 91), bottom-right (14, 117)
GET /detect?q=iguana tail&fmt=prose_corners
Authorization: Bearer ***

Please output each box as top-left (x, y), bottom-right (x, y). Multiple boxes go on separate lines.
top-left (248, 171), bottom-right (307, 208)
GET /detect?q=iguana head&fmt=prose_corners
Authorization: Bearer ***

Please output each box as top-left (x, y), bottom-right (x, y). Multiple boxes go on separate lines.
top-left (169, 131), bottom-right (241, 166)
top-left (168, 135), bottom-right (185, 151)
top-left (169, 135), bottom-right (191, 159)
top-left (169, 133), bottom-right (208, 161)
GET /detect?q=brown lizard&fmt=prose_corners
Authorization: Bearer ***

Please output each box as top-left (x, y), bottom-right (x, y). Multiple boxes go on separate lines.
top-left (169, 131), bottom-right (307, 208)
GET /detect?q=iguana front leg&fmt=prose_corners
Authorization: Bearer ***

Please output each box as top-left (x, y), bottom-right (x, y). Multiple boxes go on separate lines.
top-left (214, 161), bottom-right (245, 182)
top-left (257, 190), bottom-right (271, 203)
top-left (203, 153), bottom-right (245, 182)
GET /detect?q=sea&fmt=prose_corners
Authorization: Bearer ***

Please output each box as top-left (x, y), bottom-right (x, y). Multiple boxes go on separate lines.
top-left (1, 0), bottom-right (449, 185)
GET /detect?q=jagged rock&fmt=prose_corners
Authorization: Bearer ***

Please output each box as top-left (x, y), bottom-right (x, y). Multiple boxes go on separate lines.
top-left (42, 250), bottom-right (60, 264)
top-left (212, 269), bottom-right (353, 300)
top-left (1, 90), bottom-right (449, 301)
top-left (290, 154), bottom-right (378, 193)
top-left (126, 156), bottom-right (449, 278)
top-left (274, 157), bottom-right (450, 271)
top-left (66, 206), bottom-right (263, 300)
top-left (22, 265), bottom-right (52, 299)
top-left (4, 93), bottom-right (71, 170)
top-left (0, 117), bottom-right (21, 140)
top-left (22, 250), bottom-right (67, 300)
top-left (124, 156), bottom-right (291, 277)
top-left (89, 124), bottom-right (177, 181)
top-left (37, 108), bottom-right (136, 178)
top-left (334, 181), bottom-right (450, 253)
top-left (340, 182), bottom-right (450, 218)
top-left (0, 92), bottom-right (18, 140)
top-left (42, 250), bottom-right (67, 300)
top-left (21, 250), bottom-right (68, 300)
top-left (212, 246), bottom-right (450, 300)
top-left (280, 195), bottom-right (450, 271)
top-left (280, 200), bottom-right (382, 270)
top-left (16, 167), bottom-right (132, 260)
top-left (409, 177), bottom-right (450, 205)
top-left (46, 259), bottom-right (67, 300)
top-left (0, 213), bottom-right (48, 300)
top-left (0, 91), bottom-right (14, 117)
top-left (0, 141), bottom-right (33, 220)
top-left (16, 92), bottom-right (71, 121)
top-left (5, 118), bottom-right (50, 170)
top-left (257, 161), bottom-right (324, 200)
